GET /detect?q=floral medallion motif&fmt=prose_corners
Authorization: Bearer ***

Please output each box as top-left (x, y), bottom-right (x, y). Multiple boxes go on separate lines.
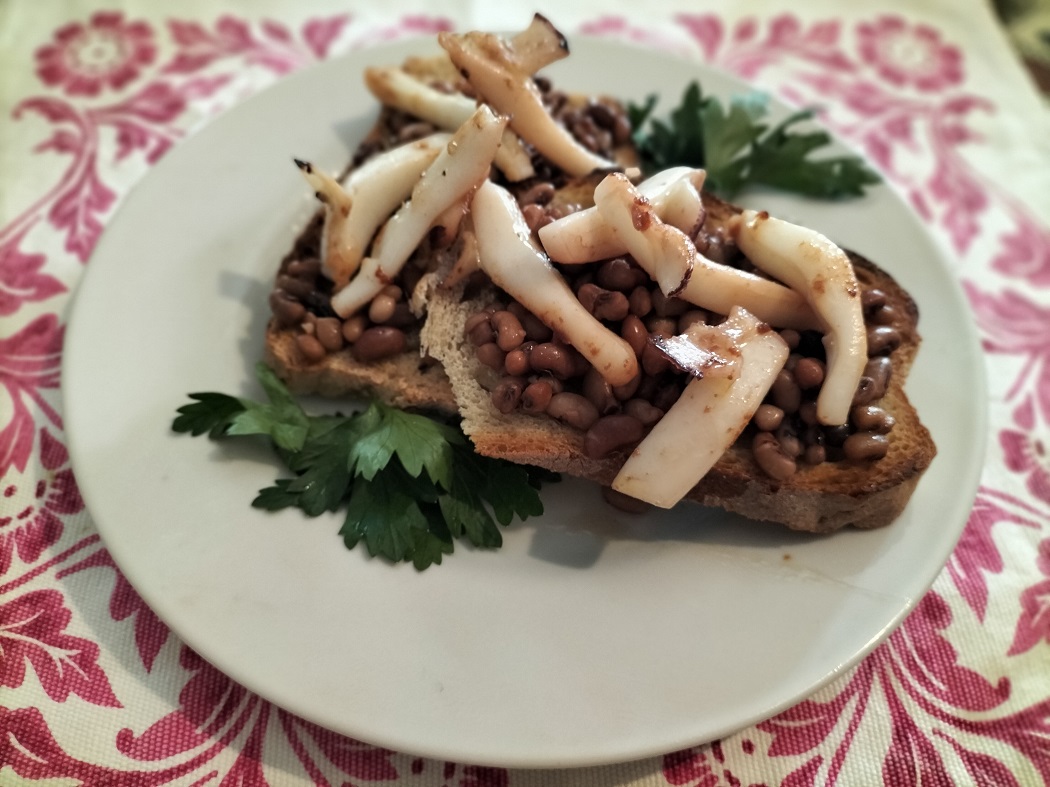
top-left (35, 11), bottom-right (157, 96)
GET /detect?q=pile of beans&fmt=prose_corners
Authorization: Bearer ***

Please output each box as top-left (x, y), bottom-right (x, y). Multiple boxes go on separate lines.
top-left (534, 77), bottom-right (634, 175)
top-left (465, 243), bottom-right (906, 481)
top-left (269, 230), bottom-right (430, 365)
top-left (269, 78), bottom-right (904, 483)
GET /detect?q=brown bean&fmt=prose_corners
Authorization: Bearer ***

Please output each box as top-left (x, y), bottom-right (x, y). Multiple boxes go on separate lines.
top-left (352, 326), bottom-right (406, 362)
top-left (753, 404), bottom-right (784, 431)
top-left (465, 313), bottom-right (495, 346)
top-left (771, 369), bottom-right (802, 414)
top-left (508, 303), bottom-right (552, 342)
top-left (504, 349), bottom-right (530, 377)
top-left (623, 398), bottom-right (664, 426)
top-left (867, 326), bottom-right (902, 356)
top-left (776, 421), bottom-right (803, 458)
top-left (491, 310), bottom-right (527, 352)
top-left (579, 284), bottom-right (630, 322)
top-left (697, 232), bottom-right (732, 263)
top-left (522, 313), bottom-right (553, 342)
top-left (276, 274), bottom-right (314, 300)
top-left (286, 257), bottom-right (321, 279)
top-left (476, 342), bottom-right (506, 370)
top-left (521, 380), bottom-right (554, 414)
top-left (853, 357), bottom-right (893, 405)
top-left (651, 288), bottom-right (689, 317)
top-left (491, 377), bottom-right (525, 414)
top-left (601, 486), bottom-right (651, 514)
top-left (843, 432), bottom-right (889, 460)
top-left (296, 333), bottom-right (327, 363)
top-left (779, 329), bottom-right (801, 350)
top-left (368, 293), bottom-right (397, 323)
top-left (861, 288), bottom-right (887, 313)
top-left (519, 181), bottom-right (554, 205)
top-left (341, 314), bottom-right (367, 343)
top-left (530, 342), bottom-right (575, 379)
top-left (582, 367), bottom-right (618, 414)
top-left (642, 341), bottom-right (673, 376)
top-left (586, 99), bottom-right (618, 130)
top-left (521, 203), bottom-right (550, 233)
top-left (872, 305), bottom-right (899, 326)
top-left (646, 316), bottom-right (677, 337)
top-left (753, 432), bottom-right (797, 480)
top-left (794, 358), bottom-right (825, 390)
top-left (798, 400), bottom-right (819, 426)
top-left (612, 371), bottom-right (642, 401)
top-left (578, 283), bottom-right (614, 319)
top-left (611, 112), bottom-right (633, 146)
top-left (584, 414), bottom-right (646, 459)
top-left (851, 404), bottom-right (896, 434)
top-left (803, 444), bottom-right (826, 465)
top-left (315, 317), bottom-right (344, 351)
top-left (546, 392), bottom-right (600, 431)
top-left (597, 258), bottom-right (643, 291)
top-left (269, 290), bottom-right (305, 326)
top-left (621, 315), bottom-right (649, 357)
top-left (628, 286), bottom-right (652, 317)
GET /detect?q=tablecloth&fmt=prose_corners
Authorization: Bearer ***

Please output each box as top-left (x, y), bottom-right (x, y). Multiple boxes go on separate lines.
top-left (3, 0), bottom-right (1050, 784)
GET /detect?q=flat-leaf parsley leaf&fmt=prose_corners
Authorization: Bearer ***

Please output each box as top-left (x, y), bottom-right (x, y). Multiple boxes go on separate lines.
top-left (629, 81), bottom-right (879, 199)
top-left (172, 363), bottom-right (550, 570)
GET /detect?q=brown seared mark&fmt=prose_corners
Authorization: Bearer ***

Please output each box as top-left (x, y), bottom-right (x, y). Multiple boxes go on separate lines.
top-left (812, 276), bottom-right (826, 295)
top-left (757, 323), bottom-right (773, 334)
top-left (631, 197), bottom-right (652, 231)
top-left (667, 263), bottom-right (692, 298)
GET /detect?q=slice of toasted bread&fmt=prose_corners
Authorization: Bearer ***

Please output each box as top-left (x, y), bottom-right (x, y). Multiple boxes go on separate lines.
top-left (420, 192), bottom-right (936, 533)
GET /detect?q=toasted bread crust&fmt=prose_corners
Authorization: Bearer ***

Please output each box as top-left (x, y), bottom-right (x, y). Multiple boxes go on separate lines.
top-left (264, 322), bottom-right (455, 412)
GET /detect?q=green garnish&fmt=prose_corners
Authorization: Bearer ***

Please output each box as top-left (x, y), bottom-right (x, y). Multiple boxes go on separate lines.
top-left (173, 363), bottom-right (549, 570)
top-left (628, 81), bottom-right (879, 199)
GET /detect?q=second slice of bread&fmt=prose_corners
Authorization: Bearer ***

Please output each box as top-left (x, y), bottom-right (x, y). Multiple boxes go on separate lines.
top-left (420, 194), bottom-right (936, 533)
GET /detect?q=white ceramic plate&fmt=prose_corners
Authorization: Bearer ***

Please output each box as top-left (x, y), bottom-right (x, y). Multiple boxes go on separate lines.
top-left (63, 38), bottom-right (985, 768)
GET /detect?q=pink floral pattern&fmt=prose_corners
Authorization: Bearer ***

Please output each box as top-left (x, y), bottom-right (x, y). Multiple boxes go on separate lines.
top-left (1, 588), bottom-right (120, 706)
top-left (857, 16), bottom-right (963, 92)
top-left (2, 6), bottom-right (1049, 786)
top-left (0, 314), bottom-right (64, 476)
top-left (35, 11), bottom-right (156, 96)
top-left (0, 429), bottom-right (82, 576)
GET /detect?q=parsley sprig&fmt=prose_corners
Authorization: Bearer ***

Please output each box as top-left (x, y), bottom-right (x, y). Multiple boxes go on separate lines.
top-left (173, 363), bottom-right (549, 570)
top-left (629, 82), bottom-right (879, 199)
